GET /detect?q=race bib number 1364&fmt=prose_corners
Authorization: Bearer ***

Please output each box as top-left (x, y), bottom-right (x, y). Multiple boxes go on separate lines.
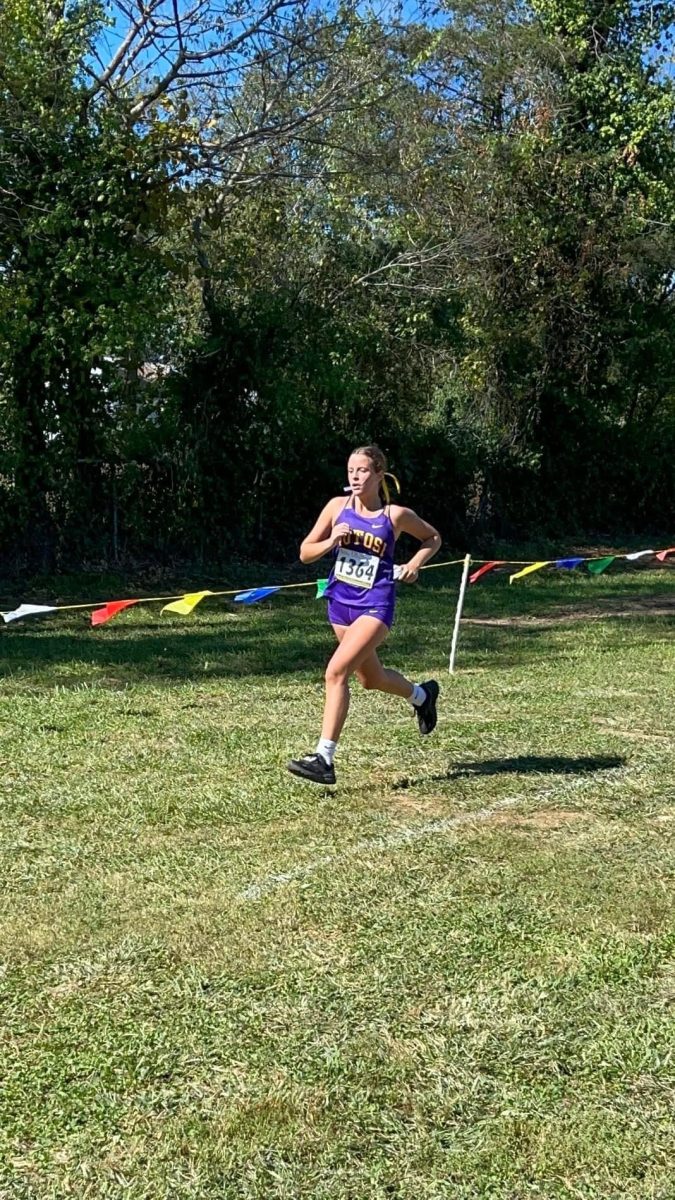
top-left (334, 547), bottom-right (378, 589)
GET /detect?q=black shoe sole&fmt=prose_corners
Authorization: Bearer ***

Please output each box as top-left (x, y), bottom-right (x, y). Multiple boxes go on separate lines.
top-left (287, 761), bottom-right (336, 785)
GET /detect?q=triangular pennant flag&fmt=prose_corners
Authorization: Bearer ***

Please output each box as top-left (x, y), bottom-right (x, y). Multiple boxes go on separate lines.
top-left (91, 599), bottom-right (138, 627)
top-left (625, 550), bottom-right (654, 561)
top-left (1, 603), bottom-right (58, 624)
top-left (316, 578), bottom-right (329, 598)
top-left (587, 557), bottom-right (615, 575)
top-left (656, 547), bottom-right (675, 562)
top-left (470, 561), bottom-right (503, 584)
top-left (509, 561), bottom-right (550, 585)
top-left (555, 557), bottom-right (585, 570)
top-left (233, 587), bottom-right (281, 605)
top-left (161, 590), bottom-right (213, 616)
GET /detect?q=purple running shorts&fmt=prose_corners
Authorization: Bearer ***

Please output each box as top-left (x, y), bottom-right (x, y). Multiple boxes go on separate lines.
top-left (327, 597), bottom-right (395, 630)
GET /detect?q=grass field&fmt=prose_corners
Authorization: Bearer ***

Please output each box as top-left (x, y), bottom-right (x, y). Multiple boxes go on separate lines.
top-left (1, 564), bottom-right (674, 1199)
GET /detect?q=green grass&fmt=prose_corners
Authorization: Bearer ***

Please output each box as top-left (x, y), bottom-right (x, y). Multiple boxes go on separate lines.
top-left (1, 565), bottom-right (674, 1199)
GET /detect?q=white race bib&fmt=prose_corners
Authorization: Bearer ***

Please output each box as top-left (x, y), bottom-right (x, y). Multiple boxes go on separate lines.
top-left (334, 547), bottom-right (378, 589)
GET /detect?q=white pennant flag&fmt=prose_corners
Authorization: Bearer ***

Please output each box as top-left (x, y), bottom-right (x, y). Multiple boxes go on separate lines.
top-left (625, 550), bottom-right (654, 561)
top-left (1, 604), bottom-right (58, 624)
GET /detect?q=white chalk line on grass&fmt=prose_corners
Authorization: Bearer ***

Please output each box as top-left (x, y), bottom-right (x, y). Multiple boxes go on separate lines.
top-left (240, 780), bottom-right (595, 901)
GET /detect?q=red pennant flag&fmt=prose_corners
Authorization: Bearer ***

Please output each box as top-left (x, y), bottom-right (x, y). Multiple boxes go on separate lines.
top-left (656, 548), bottom-right (675, 562)
top-left (91, 599), bottom-right (138, 627)
top-left (469, 561), bottom-right (504, 584)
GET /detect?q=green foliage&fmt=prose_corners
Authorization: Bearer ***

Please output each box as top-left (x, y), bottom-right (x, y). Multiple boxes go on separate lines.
top-left (399, 0), bottom-right (675, 532)
top-left (0, 0), bottom-right (179, 565)
top-left (1, 0), bottom-right (674, 570)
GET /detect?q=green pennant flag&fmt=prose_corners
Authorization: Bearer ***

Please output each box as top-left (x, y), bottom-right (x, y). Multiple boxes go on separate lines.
top-left (316, 578), bottom-right (329, 598)
top-left (587, 556), bottom-right (615, 575)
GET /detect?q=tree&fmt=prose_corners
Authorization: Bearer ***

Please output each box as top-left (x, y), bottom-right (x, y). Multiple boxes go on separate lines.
top-left (380, 0), bottom-right (675, 529)
top-left (0, 0), bottom-right (391, 566)
top-left (0, 0), bottom-right (177, 564)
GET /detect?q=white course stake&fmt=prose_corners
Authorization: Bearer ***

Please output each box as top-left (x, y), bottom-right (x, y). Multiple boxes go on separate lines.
top-left (449, 553), bottom-right (472, 674)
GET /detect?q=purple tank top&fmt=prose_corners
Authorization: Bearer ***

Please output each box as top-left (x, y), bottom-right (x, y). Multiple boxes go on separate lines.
top-left (325, 497), bottom-right (396, 610)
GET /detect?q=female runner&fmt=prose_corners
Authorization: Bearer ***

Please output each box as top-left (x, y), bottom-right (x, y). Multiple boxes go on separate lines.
top-left (288, 444), bottom-right (441, 785)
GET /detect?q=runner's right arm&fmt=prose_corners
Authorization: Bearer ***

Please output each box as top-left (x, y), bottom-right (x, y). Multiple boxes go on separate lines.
top-left (300, 498), bottom-right (351, 564)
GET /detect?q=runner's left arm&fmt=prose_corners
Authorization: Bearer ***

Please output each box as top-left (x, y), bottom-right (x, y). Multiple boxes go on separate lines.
top-left (392, 509), bottom-right (441, 583)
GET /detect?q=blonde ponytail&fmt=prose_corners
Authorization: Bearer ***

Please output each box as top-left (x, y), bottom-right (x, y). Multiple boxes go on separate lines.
top-left (382, 471), bottom-right (401, 504)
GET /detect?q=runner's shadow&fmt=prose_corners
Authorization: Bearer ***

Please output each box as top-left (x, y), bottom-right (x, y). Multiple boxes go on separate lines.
top-left (394, 754), bottom-right (626, 788)
top-left (450, 754), bottom-right (626, 777)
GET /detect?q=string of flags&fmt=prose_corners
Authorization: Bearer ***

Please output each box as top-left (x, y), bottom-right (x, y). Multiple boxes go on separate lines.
top-left (0, 575), bottom-right (352, 626)
top-left (1, 547), bottom-right (673, 627)
top-left (470, 547), bottom-right (674, 586)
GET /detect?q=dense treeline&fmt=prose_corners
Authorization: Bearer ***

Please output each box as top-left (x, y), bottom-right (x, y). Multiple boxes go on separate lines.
top-left (1, 0), bottom-right (674, 572)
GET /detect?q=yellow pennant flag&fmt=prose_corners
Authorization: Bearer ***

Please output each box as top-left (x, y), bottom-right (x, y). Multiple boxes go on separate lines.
top-left (161, 590), bottom-right (213, 616)
top-left (509, 561), bottom-right (550, 585)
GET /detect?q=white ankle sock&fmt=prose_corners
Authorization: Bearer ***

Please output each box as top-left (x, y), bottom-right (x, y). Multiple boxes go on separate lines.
top-left (316, 738), bottom-right (337, 765)
top-left (410, 683), bottom-right (426, 708)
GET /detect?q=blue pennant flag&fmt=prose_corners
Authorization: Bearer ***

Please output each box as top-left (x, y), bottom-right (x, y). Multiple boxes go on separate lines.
top-left (556, 558), bottom-right (585, 570)
top-left (233, 587), bottom-right (281, 605)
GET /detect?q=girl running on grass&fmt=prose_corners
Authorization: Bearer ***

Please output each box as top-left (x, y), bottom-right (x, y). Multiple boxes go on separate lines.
top-left (287, 444), bottom-right (442, 785)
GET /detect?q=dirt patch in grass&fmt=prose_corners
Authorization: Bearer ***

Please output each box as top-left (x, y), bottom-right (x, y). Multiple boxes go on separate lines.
top-left (591, 716), bottom-right (672, 743)
top-left (386, 799), bottom-right (589, 826)
top-left (464, 592), bottom-right (675, 628)
top-left (386, 793), bottom-right (449, 817)
top-left (488, 808), bottom-right (588, 831)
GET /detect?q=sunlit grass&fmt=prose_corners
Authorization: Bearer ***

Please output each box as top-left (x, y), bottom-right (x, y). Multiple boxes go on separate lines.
top-left (0, 565), bottom-right (674, 1198)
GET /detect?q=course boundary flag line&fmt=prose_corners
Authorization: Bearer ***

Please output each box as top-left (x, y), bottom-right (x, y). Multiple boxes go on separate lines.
top-left (1, 548), bottom-right (673, 625)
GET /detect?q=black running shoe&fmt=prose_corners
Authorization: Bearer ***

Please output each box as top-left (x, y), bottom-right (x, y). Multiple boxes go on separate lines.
top-left (287, 752), bottom-right (336, 785)
top-left (415, 680), bottom-right (439, 735)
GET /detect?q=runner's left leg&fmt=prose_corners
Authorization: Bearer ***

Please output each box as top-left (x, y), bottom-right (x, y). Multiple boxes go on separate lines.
top-left (347, 633), bottom-right (439, 735)
top-left (354, 651), bottom-right (415, 698)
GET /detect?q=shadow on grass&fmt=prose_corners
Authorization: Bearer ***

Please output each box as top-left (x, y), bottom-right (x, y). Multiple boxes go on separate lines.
top-left (394, 754), bottom-right (626, 789)
top-left (0, 601), bottom-right (445, 687)
top-left (451, 754), bottom-right (626, 776)
top-left (0, 622), bottom-right (326, 685)
top-left (0, 618), bottom-right (569, 688)
top-left (1, 571), bottom-right (670, 688)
